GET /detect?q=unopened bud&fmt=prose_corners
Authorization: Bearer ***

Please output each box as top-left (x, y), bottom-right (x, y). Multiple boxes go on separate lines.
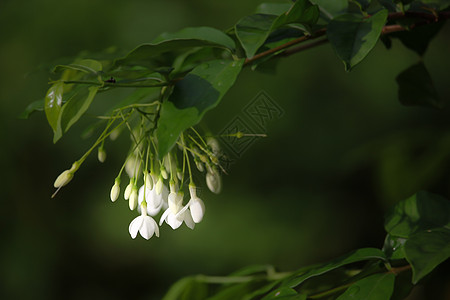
top-left (129, 186), bottom-right (138, 210)
top-left (110, 178), bottom-right (120, 202)
top-left (195, 161), bottom-right (204, 172)
top-left (144, 171), bottom-right (153, 189)
top-left (98, 147), bottom-right (107, 163)
top-left (155, 176), bottom-right (163, 195)
top-left (206, 169), bottom-right (222, 194)
top-left (53, 162), bottom-right (79, 188)
top-left (160, 166), bottom-right (168, 180)
top-left (124, 178), bottom-right (135, 200)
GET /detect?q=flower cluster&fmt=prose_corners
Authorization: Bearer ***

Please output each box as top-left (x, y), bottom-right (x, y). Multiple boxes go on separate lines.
top-left (51, 99), bottom-right (224, 240)
top-left (108, 130), bottom-right (222, 240)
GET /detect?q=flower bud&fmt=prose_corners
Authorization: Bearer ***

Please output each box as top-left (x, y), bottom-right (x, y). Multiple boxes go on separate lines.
top-left (160, 166), bottom-right (168, 180)
top-left (195, 160), bottom-right (204, 172)
top-left (98, 147), bottom-right (107, 163)
top-left (190, 198), bottom-right (205, 223)
top-left (129, 186), bottom-right (138, 210)
top-left (110, 178), bottom-right (120, 202)
top-left (206, 169), bottom-right (222, 194)
top-left (144, 171), bottom-right (153, 189)
top-left (155, 176), bottom-right (163, 195)
top-left (53, 162), bottom-right (79, 188)
top-left (124, 178), bottom-right (135, 200)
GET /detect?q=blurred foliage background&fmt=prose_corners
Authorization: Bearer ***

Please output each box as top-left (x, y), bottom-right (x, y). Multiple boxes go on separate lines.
top-left (1, 0), bottom-right (450, 299)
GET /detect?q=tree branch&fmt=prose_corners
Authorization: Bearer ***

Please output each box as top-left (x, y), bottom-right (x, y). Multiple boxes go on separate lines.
top-left (243, 11), bottom-right (450, 66)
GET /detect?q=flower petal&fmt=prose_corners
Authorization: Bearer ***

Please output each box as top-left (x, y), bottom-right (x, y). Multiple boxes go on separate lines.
top-left (167, 214), bottom-right (183, 230)
top-left (159, 207), bottom-right (171, 226)
top-left (190, 198), bottom-right (205, 223)
top-left (139, 216), bottom-right (156, 240)
top-left (183, 211), bottom-right (195, 230)
top-left (129, 216), bottom-right (143, 239)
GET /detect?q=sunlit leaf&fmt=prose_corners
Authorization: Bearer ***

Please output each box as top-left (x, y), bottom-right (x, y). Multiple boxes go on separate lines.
top-left (327, 9), bottom-right (388, 71)
top-left (53, 86), bottom-right (100, 142)
top-left (336, 273), bottom-right (395, 300)
top-left (396, 62), bottom-right (443, 109)
top-left (155, 59), bottom-right (244, 157)
top-left (44, 81), bottom-right (64, 133)
top-left (404, 228), bottom-right (450, 284)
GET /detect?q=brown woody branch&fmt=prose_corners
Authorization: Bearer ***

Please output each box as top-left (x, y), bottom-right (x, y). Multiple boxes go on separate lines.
top-left (243, 11), bottom-right (450, 66)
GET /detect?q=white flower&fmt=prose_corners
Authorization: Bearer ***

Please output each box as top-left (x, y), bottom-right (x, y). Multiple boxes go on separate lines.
top-left (129, 203), bottom-right (159, 240)
top-left (187, 185), bottom-right (206, 223)
top-left (137, 182), bottom-right (168, 216)
top-left (160, 191), bottom-right (195, 230)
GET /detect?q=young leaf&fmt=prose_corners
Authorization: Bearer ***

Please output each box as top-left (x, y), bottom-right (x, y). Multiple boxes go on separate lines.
top-left (404, 228), bottom-right (450, 284)
top-left (53, 86), bottom-right (100, 142)
top-left (282, 248), bottom-right (386, 288)
top-left (336, 273), bottom-right (395, 300)
top-left (384, 191), bottom-right (450, 238)
top-left (382, 234), bottom-right (407, 260)
top-left (44, 81), bottom-right (64, 133)
top-left (396, 62), bottom-right (443, 109)
top-left (327, 9), bottom-right (388, 71)
top-left (115, 27), bottom-right (236, 68)
top-left (155, 59), bottom-right (244, 157)
top-left (19, 99), bottom-right (44, 119)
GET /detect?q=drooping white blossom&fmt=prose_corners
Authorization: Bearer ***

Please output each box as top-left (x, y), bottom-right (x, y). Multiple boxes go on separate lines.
top-left (129, 203), bottom-right (159, 240)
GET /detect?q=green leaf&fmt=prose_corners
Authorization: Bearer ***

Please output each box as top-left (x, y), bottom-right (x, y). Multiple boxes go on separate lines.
top-left (262, 287), bottom-right (300, 299)
top-left (44, 81), bottom-right (64, 132)
top-left (53, 86), bottom-right (100, 142)
top-left (404, 228), bottom-right (450, 284)
top-left (327, 9), bottom-right (388, 71)
top-left (162, 276), bottom-right (208, 300)
top-left (390, 22), bottom-right (445, 56)
top-left (255, 3), bottom-right (293, 15)
top-left (336, 273), bottom-right (395, 300)
top-left (310, 0), bottom-right (348, 20)
top-left (382, 234), bottom-right (407, 260)
top-left (19, 99), bottom-right (44, 119)
top-left (235, 0), bottom-right (319, 58)
top-left (384, 191), bottom-right (450, 238)
top-left (396, 62), bottom-right (443, 109)
top-left (155, 59), bottom-right (244, 157)
top-left (53, 59), bottom-right (103, 75)
top-left (116, 27), bottom-right (236, 68)
top-left (235, 14), bottom-right (278, 58)
top-left (282, 248), bottom-right (386, 288)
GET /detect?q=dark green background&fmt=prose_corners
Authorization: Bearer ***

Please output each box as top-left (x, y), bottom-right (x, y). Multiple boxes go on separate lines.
top-left (1, 0), bottom-right (450, 299)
